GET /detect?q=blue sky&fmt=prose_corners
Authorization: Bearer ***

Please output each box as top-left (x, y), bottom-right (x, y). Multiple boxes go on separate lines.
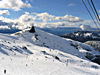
top-left (0, 0), bottom-right (100, 29)
top-left (0, 0), bottom-right (87, 19)
top-left (2, 0), bottom-right (99, 20)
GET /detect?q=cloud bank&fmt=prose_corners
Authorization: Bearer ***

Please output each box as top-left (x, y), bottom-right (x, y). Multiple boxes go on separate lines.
top-left (34, 12), bottom-right (83, 22)
top-left (0, 12), bottom-right (96, 30)
top-left (0, 0), bottom-right (31, 11)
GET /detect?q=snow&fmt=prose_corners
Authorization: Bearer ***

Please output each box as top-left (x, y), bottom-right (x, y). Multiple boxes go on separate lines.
top-left (0, 28), bottom-right (100, 75)
top-left (79, 25), bottom-right (91, 30)
top-left (74, 32), bottom-right (93, 37)
top-left (85, 33), bottom-right (92, 37)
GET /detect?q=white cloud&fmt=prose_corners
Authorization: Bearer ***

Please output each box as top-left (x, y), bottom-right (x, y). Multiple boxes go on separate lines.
top-left (0, 10), bottom-right (9, 15)
top-left (36, 12), bottom-right (55, 22)
top-left (0, 16), bottom-right (15, 23)
top-left (0, 12), bottom-right (97, 30)
top-left (19, 12), bottom-right (36, 23)
top-left (25, 12), bottom-right (30, 15)
top-left (0, 12), bottom-right (84, 29)
top-left (34, 22), bottom-right (78, 28)
top-left (35, 12), bottom-right (83, 22)
top-left (0, 0), bottom-right (31, 11)
top-left (0, 12), bottom-right (36, 30)
top-left (68, 3), bottom-right (75, 7)
top-left (0, 25), bottom-right (10, 29)
top-left (53, 15), bottom-right (83, 22)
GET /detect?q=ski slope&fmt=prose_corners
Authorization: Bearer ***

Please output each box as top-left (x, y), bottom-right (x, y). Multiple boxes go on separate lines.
top-left (0, 28), bottom-right (100, 75)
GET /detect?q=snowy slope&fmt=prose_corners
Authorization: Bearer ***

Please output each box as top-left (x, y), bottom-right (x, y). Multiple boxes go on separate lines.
top-left (0, 28), bottom-right (100, 75)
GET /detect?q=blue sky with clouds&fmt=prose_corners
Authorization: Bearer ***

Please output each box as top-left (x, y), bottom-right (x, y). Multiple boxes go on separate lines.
top-left (1, 0), bottom-right (99, 20)
top-left (0, 0), bottom-right (100, 29)
top-left (0, 0), bottom-right (87, 19)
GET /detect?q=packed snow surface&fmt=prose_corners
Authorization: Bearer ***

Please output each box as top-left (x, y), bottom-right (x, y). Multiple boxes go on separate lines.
top-left (0, 28), bottom-right (100, 75)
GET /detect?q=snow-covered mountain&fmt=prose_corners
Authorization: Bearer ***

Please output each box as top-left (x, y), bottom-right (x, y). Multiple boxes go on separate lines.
top-left (79, 25), bottom-right (91, 30)
top-left (60, 31), bottom-right (100, 42)
top-left (0, 27), bottom-right (100, 75)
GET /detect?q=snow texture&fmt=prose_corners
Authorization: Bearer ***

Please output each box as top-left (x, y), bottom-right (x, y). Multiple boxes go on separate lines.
top-left (0, 28), bottom-right (100, 75)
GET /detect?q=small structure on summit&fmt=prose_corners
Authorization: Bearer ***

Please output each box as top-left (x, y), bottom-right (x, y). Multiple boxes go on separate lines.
top-left (29, 26), bottom-right (35, 33)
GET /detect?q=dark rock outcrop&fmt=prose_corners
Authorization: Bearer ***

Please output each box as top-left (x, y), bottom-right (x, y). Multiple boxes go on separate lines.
top-left (85, 41), bottom-right (100, 52)
top-left (92, 57), bottom-right (100, 65)
top-left (85, 52), bottom-right (95, 60)
top-left (29, 26), bottom-right (35, 33)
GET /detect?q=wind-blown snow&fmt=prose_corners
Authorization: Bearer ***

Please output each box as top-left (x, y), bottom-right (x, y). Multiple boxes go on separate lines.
top-left (0, 28), bottom-right (100, 75)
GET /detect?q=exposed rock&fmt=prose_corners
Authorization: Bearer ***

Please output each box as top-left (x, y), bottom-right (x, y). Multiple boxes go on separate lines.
top-left (85, 52), bottom-right (94, 60)
top-left (85, 52), bottom-right (100, 65)
top-left (70, 43), bottom-right (79, 49)
top-left (69, 40), bottom-right (100, 65)
top-left (40, 51), bottom-right (49, 55)
top-left (53, 56), bottom-right (60, 60)
top-left (29, 26), bottom-right (35, 33)
top-left (85, 41), bottom-right (100, 52)
top-left (4, 69), bottom-right (6, 74)
top-left (92, 57), bottom-right (100, 65)
top-left (22, 46), bottom-right (27, 49)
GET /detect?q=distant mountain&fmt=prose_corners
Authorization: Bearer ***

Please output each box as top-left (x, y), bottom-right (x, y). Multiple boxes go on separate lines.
top-left (60, 31), bottom-right (100, 42)
top-left (41, 27), bottom-right (81, 35)
top-left (0, 29), bottom-right (21, 33)
top-left (79, 25), bottom-right (92, 30)
top-left (79, 25), bottom-right (98, 31)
